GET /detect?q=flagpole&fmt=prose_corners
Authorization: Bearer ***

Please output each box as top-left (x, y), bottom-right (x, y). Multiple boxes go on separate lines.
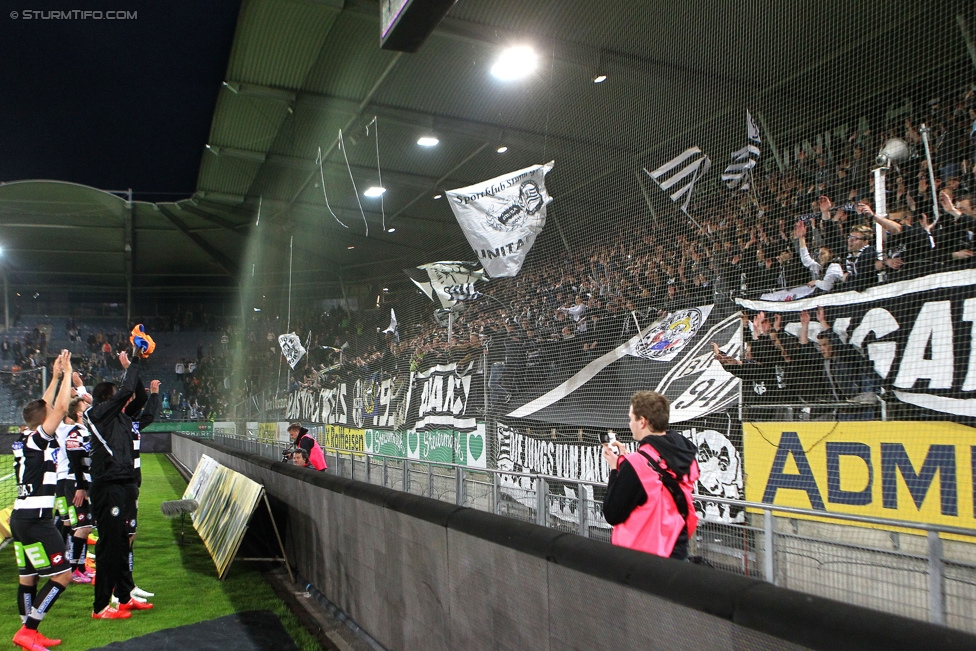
top-left (287, 235), bottom-right (293, 332)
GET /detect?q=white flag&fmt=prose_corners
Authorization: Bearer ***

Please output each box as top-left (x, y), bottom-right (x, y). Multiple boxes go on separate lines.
top-left (404, 262), bottom-right (485, 309)
top-left (278, 333), bottom-right (307, 369)
top-left (747, 109), bottom-right (761, 144)
top-left (723, 110), bottom-right (762, 191)
top-left (382, 308), bottom-right (399, 341)
top-left (645, 147), bottom-right (711, 212)
top-left (446, 161), bottom-right (553, 278)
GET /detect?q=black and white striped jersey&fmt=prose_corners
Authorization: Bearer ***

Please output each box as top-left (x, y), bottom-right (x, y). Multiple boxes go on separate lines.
top-left (131, 420), bottom-right (142, 482)
top-left (55, 422), bottom-right (91, 489)
top-left (12, 426), bottom-right (58, 520)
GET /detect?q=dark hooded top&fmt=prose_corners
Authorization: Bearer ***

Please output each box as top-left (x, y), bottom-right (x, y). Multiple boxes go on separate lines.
top-left (603, 429), bottom-right (698, 558)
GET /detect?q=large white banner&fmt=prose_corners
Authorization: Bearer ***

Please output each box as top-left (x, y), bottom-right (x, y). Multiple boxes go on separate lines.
top-left (446, 161), bottom-right (553, 278)
top-left (496, 418), bottom-right (744, 525)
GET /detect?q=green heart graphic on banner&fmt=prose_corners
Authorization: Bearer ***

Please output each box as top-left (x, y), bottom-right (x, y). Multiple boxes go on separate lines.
top-left (469, 432), bottom-right (484, 461)
top-left (408, 430), bottom-right (419, 454)
top-left (365, 429), bottom-right (374, 451)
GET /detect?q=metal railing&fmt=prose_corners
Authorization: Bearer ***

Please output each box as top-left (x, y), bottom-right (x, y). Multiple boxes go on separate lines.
top-left (741, 400), bottom-right (888, 421)
top-left (212, 433), bottom-right (976, 634)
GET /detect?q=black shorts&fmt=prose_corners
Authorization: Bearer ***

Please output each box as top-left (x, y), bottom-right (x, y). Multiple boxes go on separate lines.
top-left (10, 518), bottom-right (70, 578)
top-left (55, 479), bottom-right (92, 532)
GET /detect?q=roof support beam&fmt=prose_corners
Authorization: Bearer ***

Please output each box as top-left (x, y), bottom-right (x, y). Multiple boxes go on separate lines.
top-left (205, 145), bottom-right (455, 189)
top-left (176, 201), bottom-right (245, 232)
top-left (157, 206), bottom-right (238, 277)
top-left (223, 83), bottom-right (630, 158)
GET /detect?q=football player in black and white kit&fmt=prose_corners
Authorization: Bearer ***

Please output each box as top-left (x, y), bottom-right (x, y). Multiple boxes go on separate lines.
top-left (120, 377), bottom-right (160, 602)
top-left (11, 351), bottom-right (74, 651)
top-left (55, 392), bottom-right (94, 584)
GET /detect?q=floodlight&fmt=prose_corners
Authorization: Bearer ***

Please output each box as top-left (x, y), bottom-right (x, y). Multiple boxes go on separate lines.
top-left (491, 46), bottom-right (538, 81)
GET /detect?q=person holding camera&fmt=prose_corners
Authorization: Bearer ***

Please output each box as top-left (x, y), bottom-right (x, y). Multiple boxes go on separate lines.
top-left (286, 422), bottom-right (327, 471)
top-left (602, 391), bottom-right (699, 560)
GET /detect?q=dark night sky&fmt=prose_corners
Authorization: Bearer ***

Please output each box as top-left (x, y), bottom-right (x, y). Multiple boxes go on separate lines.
top-left (0, 1), bottom-right (241, 200)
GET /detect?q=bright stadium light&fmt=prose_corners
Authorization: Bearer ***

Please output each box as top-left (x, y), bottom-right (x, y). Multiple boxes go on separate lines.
top-left (496, 146), bottom-right (508, 154)
top-left (417, 136), bottom-right (439, 147)
top-left (363, 186), bottom-right (386, 197)
top-left (491, 46), bottom-right (538, 81)
top-left (593, 74), bottom-right (607, 83)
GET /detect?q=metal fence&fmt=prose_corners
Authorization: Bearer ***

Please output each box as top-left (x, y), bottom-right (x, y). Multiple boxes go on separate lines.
top-left (212, 433), bottom-right (976, 634)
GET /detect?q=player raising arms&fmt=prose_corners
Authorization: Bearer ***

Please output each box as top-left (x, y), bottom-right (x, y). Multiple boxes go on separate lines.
top-left (11, 350), bottom-right (75, 651)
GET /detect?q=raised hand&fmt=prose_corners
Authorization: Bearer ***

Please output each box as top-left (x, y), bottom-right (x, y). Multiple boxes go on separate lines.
top-left (856, 202), bottom-right (874, 217)
top-left (794, 220), bottom-right (807, 240)
top-left (150, 380), bottom-right (161, 394)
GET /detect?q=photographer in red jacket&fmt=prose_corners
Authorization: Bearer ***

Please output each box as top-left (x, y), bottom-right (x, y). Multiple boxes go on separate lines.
top-left (602, 391), bottom-right (699, 559)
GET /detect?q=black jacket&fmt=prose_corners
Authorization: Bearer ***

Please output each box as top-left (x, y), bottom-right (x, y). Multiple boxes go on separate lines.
top-left (84, 358), bottom-right (142, 485)
top-left (845, 245), bottom-right (878, 292)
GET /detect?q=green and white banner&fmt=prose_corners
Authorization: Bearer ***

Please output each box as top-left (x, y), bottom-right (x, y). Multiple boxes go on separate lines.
top-left (363, 424), bottom-right (487, 468)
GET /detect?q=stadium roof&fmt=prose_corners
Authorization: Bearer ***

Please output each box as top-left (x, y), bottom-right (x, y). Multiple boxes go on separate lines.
top-left (0, 0), bottom-right (967, 302)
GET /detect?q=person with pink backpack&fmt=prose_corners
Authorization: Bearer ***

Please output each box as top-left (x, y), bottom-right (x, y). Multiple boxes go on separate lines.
top-left (602, 391), bottom-right (699, 560)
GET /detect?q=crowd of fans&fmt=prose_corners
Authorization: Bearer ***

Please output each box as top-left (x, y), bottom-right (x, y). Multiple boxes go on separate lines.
top-left (212, 82), bottom-right (976, 418)
top-left (9, 84), bottom-right (975, 423)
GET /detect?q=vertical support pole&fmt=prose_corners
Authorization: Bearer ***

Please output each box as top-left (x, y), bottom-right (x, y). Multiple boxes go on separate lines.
top-left (365, 454), bottom-right (371, 484)
top-left (492, 472), bottom-right (500, 515)
top-left (124, 189), bottom-right (134, 325)
top-left (872, 167), bottom-right (887, 261)
top-left (403, 459), bottom-right (409, 492)
top-left (455, 467), bottom-right (464, 506)
top-left (764, 509), bottom-right (776, 585)
top-left (2, 266), bottom-right (8, 332)
top-left (928, 531), bottom-right (945, 625)
top-left (577, 482), bottom-right (587, 537)
top-left (382, 456), bottom-right (388, 488)
top-left (535, 476), bottom-right (548, 526)
top-left (427, 462), bottom-right (433, 497)
top-left (920, 125), bottom-right (942, 227)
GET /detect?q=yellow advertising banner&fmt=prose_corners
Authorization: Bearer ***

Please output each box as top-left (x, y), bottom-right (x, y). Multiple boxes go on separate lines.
top-left (322, 425), bottom-right (365, 452)
top-left (257, 422), bottom-right (278, 444)
top-left (743, 421), bottom-right (976, 534)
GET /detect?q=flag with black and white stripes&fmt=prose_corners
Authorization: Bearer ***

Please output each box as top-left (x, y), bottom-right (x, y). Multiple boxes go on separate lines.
top-left (722, 110), bottom-right (762, 191)
top-left (644, 147), bottom-right (711, 213)
top-left (444, 283), bottom-right (483, 302)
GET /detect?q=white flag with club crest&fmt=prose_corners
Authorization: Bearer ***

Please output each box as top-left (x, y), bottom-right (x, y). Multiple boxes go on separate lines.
top-left (446, 161), bottom-right (553, 278)
top-left (278, 333), bottom-right (307, 369)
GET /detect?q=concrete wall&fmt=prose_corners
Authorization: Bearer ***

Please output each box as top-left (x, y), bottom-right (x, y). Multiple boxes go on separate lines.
top-left (172, 436), bottom-right (976, 651)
